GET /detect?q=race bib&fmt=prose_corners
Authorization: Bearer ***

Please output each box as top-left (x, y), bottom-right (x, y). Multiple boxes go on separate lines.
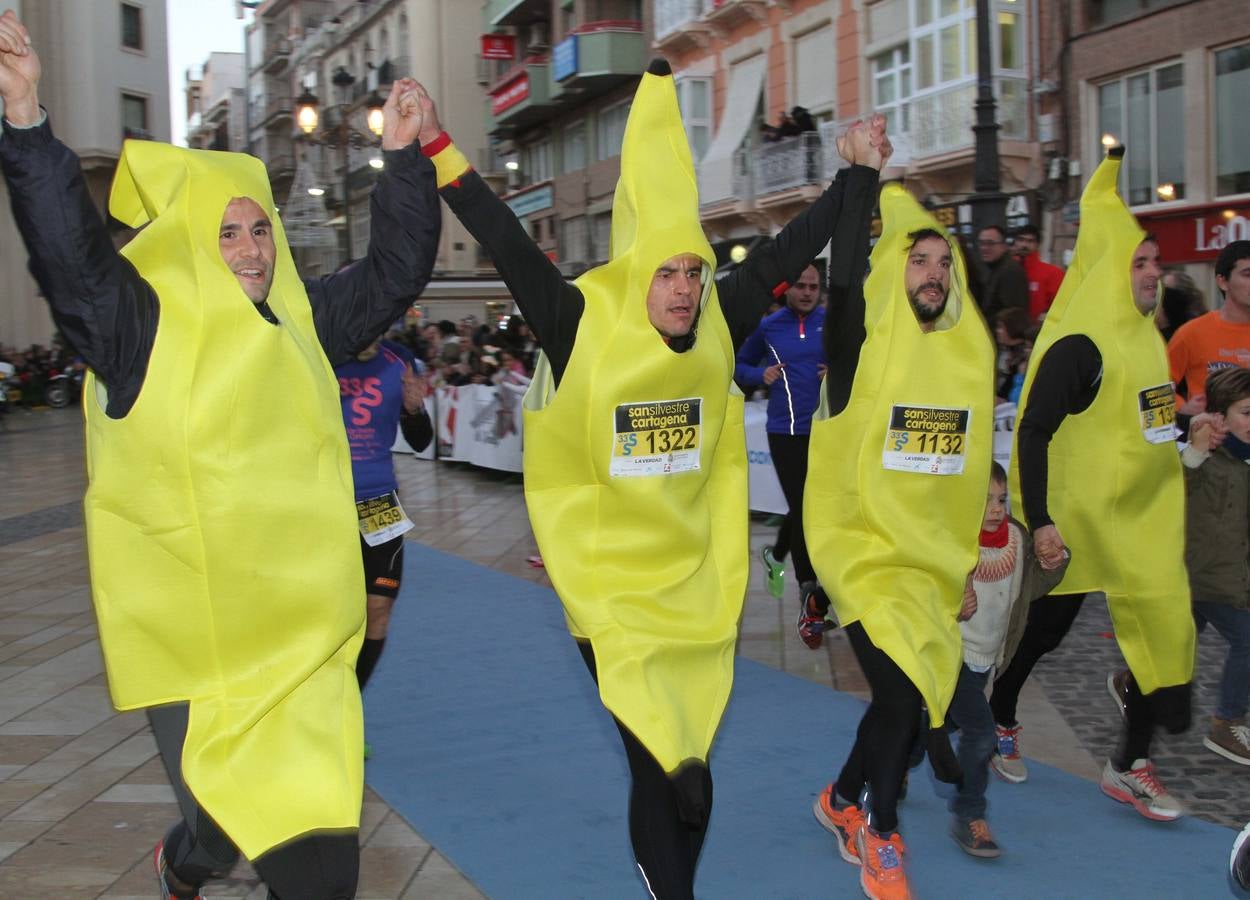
top-left (882, 404), bottom-right (971, 475)
top-left (610, 398), bottom-right (703, 478)
top-left (356, 491), bottom-right (414, 546)
top-left (1137, 384), bottom-right (1179, 444)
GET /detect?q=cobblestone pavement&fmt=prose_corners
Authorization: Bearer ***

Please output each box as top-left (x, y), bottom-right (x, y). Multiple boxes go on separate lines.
top-left (1028, 596), bottom-right (1249, 829)
top-left (0, 407), bottom-right (1245, 898)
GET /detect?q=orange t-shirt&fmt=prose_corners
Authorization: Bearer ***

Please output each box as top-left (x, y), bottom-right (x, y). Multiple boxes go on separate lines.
top-left (1166, 310), bottom-right (1250, 398)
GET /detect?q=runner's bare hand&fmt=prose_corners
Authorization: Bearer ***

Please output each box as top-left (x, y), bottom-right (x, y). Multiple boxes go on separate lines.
top-left (1033, 523), bottom-right (1066, 570)
top-left (381, 78), bottom-right (424, 151)
top-left (0, 11), bottom-right (40, 126)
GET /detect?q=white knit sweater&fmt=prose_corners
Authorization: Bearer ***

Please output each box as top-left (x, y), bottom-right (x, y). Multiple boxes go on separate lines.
top-left (962, 522), bottom-right (1027, 670)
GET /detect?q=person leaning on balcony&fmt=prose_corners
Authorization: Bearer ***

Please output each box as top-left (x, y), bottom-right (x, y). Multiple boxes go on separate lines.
top-left (405, 60), bottom-right (889, 899)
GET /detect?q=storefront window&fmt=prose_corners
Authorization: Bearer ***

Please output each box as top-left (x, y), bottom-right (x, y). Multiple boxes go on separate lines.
top-left (1096, 62), bottom-right (1185, 205)
top-left (1215, 44), bottom-right (1250, 196)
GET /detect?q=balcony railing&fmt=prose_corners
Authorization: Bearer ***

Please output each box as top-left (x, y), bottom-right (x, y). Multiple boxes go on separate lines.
top-left (655, 0), bottom-right (703, 38)
top-left (268, 154), bottom-right (295, 179)
top-left (908, 76), bottom-right (1029, 159)
top-left (262, 93), bottom-right (292, 124)
top-left (756, 132), bottom-right (825, 195)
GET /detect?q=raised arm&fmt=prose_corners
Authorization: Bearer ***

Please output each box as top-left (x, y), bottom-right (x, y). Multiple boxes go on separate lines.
top-left (411, 86), bottom-right (584, 385)
top-left (820, 123), bottom-right (881, 416)
top-left (0, 11), bottom-right (157, 417)
top-left (718, 116), bottom-right (888, 348)
top-left (310, 80), bottom-right (441, 366)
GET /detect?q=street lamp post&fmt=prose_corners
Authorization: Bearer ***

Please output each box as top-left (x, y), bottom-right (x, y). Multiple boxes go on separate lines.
top-left (968, 0), bottom-right (1007, 238)
top-left (295, 73), bottom-right (386, 268)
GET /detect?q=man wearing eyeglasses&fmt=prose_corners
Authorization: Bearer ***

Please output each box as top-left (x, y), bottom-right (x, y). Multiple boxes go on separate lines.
top-left (975, 224), bottom-right (1029, 321)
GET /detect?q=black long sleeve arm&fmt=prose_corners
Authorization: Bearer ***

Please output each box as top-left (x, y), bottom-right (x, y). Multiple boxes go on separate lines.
top-left (1017, 334), bottom-right (1102, 527)
top-left (438, 168), bottom-right (584, 385)
top-left (820, 168), bottom-right (879, 416)
top-left (720, 164), bottom-right (880, 353)
top-left (0, 114), bottom-right (158, 418)
top-left (309, 147), bottom-right (441, 366)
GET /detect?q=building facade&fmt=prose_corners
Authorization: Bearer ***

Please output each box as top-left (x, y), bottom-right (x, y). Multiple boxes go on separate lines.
top-left (185, 52), bottom-right (246, 153)
top-left (657, 0), bottom-right (1046, 266)
top-left (0, 0), bottom-right (171, 348)
top-left (246, 0), bottom-right (507, 321)
top-left (481, 0), bottom-right (648, 278)
top-left (1054, 0), bottom-right (1250, 300)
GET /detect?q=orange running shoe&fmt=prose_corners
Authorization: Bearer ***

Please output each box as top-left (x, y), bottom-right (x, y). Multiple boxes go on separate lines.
top-left (812, 783), bottom-right (864, 865)
top-left (855, 825), bottom-right (911, 900)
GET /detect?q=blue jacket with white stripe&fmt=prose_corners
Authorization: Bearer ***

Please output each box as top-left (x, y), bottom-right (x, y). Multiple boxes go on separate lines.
top-left (734, 304), bottom-right (827, 435)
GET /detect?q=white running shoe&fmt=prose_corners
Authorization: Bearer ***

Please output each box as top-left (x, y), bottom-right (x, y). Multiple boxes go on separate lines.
top-left (1099, 758), bottom-right (1184, 822)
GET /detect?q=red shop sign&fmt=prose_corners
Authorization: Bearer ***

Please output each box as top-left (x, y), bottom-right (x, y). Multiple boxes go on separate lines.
top-left (1137, 202), bottom-right (1250, 265)
top-left (481, 34), bottom-right (516, 61)
top-left (491, 74), bottom-right (530, 115)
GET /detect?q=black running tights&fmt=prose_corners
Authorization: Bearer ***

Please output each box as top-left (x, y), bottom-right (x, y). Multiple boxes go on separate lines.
top-left (577, 641), bottom-right (712, 900)
top-left (148, 703), bottom-right (359, 899)
top-left (989, 592), bottom-right (1155, 767)
top-left (766, 432), bottom-right (815, 585)
top-left (834, 622), bottom-right (922, 834)
top-left (989, 592), bottom-right (1087, 727)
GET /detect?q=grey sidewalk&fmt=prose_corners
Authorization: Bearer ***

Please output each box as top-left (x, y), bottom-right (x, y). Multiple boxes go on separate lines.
top-left (0, 408), bottom-right (1244, 898)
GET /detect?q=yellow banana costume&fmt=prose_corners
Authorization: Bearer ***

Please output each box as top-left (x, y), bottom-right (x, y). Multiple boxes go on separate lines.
top-left (1009, 150), bottom-right (1194, 693)
top-left (520, 66), bottom-right (747, 774)
top-left (83, 141), bottom-right (365, 859)
top-left (805, 186), bottom-right (994, 724)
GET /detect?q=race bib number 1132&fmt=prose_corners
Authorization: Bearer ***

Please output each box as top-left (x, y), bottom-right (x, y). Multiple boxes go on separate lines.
top-left (610, 398), bottom-right (703, 477)
top-left (882, 404), bottom-right (971, 475)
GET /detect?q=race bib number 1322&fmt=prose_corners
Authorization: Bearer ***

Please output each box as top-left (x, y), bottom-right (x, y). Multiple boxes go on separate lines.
top-left (610, 398), bottom-right (703, 477)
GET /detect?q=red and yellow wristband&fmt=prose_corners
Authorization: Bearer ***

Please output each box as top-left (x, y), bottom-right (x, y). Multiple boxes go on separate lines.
top-left (420, 131), bottom-right (471, 189)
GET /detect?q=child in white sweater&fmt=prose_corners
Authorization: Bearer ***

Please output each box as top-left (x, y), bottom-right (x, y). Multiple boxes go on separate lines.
top-left (945, 461), bottom-right (1068, 858)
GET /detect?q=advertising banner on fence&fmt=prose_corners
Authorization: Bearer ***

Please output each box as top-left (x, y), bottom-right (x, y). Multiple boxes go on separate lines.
top-left (400, 391), bottom-right (803, 512)
top-left (745, 400), bottom-right (787, 515)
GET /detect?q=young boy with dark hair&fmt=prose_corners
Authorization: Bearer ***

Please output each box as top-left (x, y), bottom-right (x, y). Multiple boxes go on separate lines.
top-left (942, 461), bottom-right (1067, 857)
top-left (1178, 365), bottom-right (1250, 764)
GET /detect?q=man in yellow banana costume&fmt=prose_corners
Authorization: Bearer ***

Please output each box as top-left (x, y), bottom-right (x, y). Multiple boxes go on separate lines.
top-left (805, 186), bottom-right (995, 900)
top-left (0, 12), bottom-right (440, 898)
top-left (409, 60), bottom-right (885, 897)
top-left (989, 146), bottom-right (1195, 820)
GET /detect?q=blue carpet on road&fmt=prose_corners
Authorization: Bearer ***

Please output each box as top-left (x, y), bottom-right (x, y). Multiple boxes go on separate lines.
top-left (365, 543), bottom-right (1238, 899)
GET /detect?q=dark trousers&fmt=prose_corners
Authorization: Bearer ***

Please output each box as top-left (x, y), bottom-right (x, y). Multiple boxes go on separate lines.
top-left (577, 641), bottom-right (711, 900)
top-left (766, 432), bottom-right (815, 585)
top-left (988, 592), bottom-right (1156, 768)
top-left (947, 665), bottom-right (996, 822)
top-left (148, 704), bottom-right (360, 899)
top-left (835, 622), bottom-right (922, 834)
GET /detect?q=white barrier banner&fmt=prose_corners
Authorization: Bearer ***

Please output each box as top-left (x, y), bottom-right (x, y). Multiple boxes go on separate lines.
top-left (993, 402), bottom-right (1016, 470)
top-left (745, 399), bottom-right (789, 515)
top-left (417, 391), bottom-right (804, 508)
top-left (423, 383), bottom-right (524, 472)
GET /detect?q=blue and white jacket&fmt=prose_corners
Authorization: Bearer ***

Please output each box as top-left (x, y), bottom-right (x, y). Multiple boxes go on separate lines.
top-left (734, 305), bottom-right (826, 435)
